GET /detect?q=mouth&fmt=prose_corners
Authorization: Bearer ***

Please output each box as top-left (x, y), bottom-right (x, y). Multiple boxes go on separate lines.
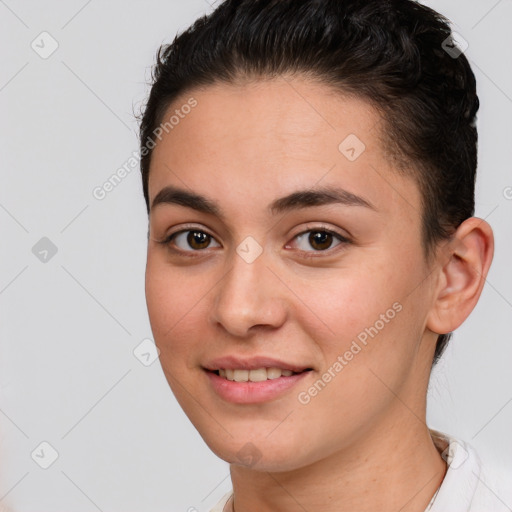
top-left (208, 367), bottom-right (313, 382)
top-left (202, 356), bottom-right (314, 403)
top-left (204, 366), bottom-right (313, 404)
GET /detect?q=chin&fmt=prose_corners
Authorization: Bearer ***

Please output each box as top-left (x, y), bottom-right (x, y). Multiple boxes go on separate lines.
top-left (200, 431), bottom-right (312, 473)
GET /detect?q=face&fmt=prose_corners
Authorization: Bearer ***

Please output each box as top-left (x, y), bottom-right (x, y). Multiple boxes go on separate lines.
top-left (145, 77), bottom-right (439, 472)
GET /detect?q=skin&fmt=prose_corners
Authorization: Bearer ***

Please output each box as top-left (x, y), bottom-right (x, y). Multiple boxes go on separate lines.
top-left (144, 76), bottom-right (494, 512)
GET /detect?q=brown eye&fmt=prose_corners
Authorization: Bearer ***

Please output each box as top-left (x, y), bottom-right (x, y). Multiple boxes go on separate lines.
top-left (288, 227), bottom-right (350, 256)
top-left (187, 230), bottom-right (211, 249)
top-left (308, 231), bottom-right (333, 250)
top-left (163, 229), bottom-right (221, 252)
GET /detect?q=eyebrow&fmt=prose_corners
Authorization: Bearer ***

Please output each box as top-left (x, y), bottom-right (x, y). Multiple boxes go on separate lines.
top-left (150, 184), bottom-right (375, 218)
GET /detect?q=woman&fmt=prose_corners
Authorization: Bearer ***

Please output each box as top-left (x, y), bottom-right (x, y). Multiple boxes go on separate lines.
top-left (139, 1), bottom-right (510, 510)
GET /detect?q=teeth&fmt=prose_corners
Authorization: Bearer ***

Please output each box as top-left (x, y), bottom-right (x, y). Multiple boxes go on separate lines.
top-left (248, 368), bottom-right (267, 382)
top-left (266, 367), bottom-right (282, 380)
top-left (218, 367), bottom-right (298, 382)
top-left (233, 369), bottom-right (249, 382)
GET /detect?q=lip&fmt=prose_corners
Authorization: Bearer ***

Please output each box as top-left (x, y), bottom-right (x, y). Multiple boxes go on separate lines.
top-left (203, 355), bottom-right (312, 373)
top-left (205, 368), bottom-right (311, 404)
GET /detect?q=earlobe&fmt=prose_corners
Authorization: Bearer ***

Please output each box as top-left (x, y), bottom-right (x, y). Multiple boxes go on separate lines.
top-left (427, 217), bottom-right (494, 335)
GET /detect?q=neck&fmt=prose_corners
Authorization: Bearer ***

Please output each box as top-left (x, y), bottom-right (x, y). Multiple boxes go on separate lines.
top-left (228, 409), bottom-right (447, 512)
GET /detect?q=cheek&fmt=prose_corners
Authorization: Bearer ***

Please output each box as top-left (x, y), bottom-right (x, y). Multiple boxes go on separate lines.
top-left (293, 257), bottom-right (424, 400)
top-left (145, 257), bottom-right (214, 423)
top-left (287, 278), bottom-right (417, 461)
top-left (145, 255), bottom-right (206, 360)
top-left (297, 262), bottom-right (403, 351)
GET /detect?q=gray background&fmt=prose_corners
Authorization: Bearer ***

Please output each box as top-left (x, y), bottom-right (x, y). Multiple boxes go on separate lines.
top-left (1, 0), bottom-right (511, 510)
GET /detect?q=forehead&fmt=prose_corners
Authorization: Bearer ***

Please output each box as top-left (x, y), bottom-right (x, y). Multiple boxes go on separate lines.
top-left (148, 77), bottom-right (420, 223)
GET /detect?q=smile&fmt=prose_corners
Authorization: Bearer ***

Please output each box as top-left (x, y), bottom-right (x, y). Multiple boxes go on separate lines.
top-left (215, 367), bottom-right (300, 382)
top-left (205, 367), bottom-right (312, 404)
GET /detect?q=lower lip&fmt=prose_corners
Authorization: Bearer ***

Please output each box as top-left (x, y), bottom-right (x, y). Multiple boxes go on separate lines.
top-left (205, 370), bottom-right (311, 404)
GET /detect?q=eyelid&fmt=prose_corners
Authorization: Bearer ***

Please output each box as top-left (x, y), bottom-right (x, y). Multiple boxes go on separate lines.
top-left (156, 223), bottom-right (222, 255)
top-left (289, 222), bottom-right (352, 241)
top-left (160, 223), bottom-right (219, 243)
top-left (285, 224), bottom-right (351, 256)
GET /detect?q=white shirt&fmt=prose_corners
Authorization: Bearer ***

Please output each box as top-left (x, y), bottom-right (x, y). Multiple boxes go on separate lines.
top-left (210, 429), bottom-right (512, 512)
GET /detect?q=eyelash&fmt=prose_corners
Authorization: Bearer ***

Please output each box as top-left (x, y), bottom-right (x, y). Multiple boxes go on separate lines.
top-left (157, 224), bottom-right (351, 259)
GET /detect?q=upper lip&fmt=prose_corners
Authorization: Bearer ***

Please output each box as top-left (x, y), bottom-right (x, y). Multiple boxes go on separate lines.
top-left (203, 356), bottom-right (312, 373)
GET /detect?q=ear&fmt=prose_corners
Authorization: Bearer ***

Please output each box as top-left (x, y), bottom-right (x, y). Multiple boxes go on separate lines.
top-left (427, 217), bottom-right (494, 335)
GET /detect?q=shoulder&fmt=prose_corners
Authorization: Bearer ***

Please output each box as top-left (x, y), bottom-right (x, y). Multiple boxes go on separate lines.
top-left (209, 490), bottom-right (233, 512)
top-left (470, 455), bottom-right (512, 511)
top-left (429, 429), bottom-right (512, 512)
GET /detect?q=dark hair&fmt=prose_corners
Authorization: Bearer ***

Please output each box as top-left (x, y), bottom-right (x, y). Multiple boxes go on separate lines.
top-left (139, 0), bottom-right (479, 366)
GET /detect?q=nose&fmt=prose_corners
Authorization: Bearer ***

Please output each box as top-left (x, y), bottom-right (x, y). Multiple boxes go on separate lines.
top-left (210, 247), bottom-right (288, 338)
